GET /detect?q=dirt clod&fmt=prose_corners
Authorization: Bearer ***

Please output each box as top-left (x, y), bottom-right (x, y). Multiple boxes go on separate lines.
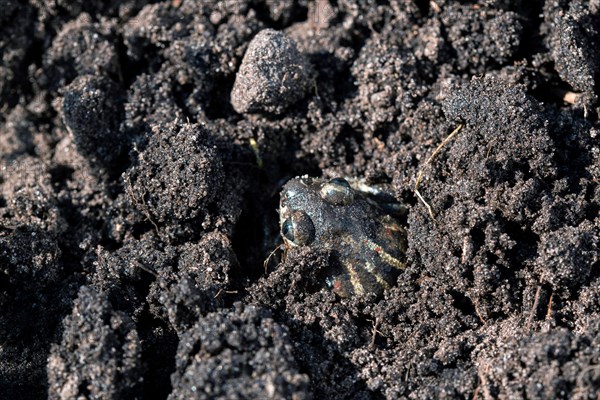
top-left (169, 303), bottom-right (311, 400)
top-left (231, 29), bottom-right (314, 115)
top-left (63, 74), bottom-right (125, 169)
top-left (47, 286), bottom-right (142, 400)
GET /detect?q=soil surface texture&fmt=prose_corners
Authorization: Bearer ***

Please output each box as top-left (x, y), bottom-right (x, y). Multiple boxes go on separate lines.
top-left (1, 1), bottom-right (599, 399)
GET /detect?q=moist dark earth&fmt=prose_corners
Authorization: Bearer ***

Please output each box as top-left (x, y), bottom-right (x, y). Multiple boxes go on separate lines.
top-left (1, 0), bottom-right (599, 399)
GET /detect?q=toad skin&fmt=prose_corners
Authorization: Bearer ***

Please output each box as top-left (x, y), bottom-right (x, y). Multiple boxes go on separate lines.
top-left (279, 176), bottom-right (408, 297)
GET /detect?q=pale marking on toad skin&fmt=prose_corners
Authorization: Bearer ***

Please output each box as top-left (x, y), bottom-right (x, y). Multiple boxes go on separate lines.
top-left (365, 239), bottom-right (406, 270)
top-left (383, 221), bottom-right (403, 232)
top-left (364, 261), bottom-right (391, 289)
top-left (346, 236), bottom-right (391, 289)
top-left (344, 262), bottom-right (366, 296)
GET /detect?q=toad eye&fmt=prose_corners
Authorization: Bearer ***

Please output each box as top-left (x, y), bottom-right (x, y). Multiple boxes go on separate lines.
top-left (281, 211), bottom-right (315, 246)
top-left (320, 178), bottom-right (354, 205)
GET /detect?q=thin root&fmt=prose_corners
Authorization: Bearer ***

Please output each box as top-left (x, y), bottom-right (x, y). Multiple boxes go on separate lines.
top-left (414, 124), bottom-right (463, 220)
top-left (214, 288), bottom-right (239, 299)
top-left (369, 317), bottom-right (385, 349)
top-left (263, 244), bottom-right (285, 273)
top-left (545, 291), bottom-right (554, 321)
top-left (473, 298), bottom-right (487, 325)
top-left (414, 189), bottom-right (435, 221)
top-left (135, 263), bottom-right (158, 277)
top-left (125, 175), bottom-right (160, 237)
top-left (476, 363), bottom-right (493, 400)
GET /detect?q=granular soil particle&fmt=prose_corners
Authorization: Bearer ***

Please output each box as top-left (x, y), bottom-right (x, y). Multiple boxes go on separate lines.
top-left (0, 1), bottom-right (599, 399)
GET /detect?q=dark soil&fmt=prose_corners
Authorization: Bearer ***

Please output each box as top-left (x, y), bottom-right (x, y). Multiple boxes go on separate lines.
top-left (1, 1), bottom-right (599, 399)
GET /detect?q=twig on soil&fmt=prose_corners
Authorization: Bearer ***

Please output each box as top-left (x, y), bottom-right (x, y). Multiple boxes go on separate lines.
top-left (414, 124), bottom-right (463, 220)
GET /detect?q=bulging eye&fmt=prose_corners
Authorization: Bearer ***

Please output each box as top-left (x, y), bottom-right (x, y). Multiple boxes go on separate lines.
top-left (281, 210), bottom-right (315, 246)
top-left (320, 178), bottom-right (354, 205)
